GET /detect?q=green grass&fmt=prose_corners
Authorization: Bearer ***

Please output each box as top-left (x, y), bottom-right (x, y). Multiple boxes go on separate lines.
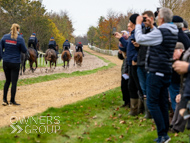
top-left (0, 51), bottom-right (116, 90)
top-left (0, 87), bottom-right (189, 143)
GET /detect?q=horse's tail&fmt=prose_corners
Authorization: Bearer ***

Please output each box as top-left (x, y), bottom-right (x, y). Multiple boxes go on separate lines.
top-left (63, 51), bottom-right (67, 60)
top-left (47, 51), bottom-right (52, 61)
top-left (77, 53), bottom-right (80, 60)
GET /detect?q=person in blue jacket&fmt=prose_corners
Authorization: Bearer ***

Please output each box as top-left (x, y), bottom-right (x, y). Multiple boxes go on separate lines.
top-left (114, 14), bottom-right (144, 116)
top-left (48, 37), bottom-right (58, 57)
top-left (63, 39), bottom-right (72, 57)
top-left (28, 32), bottom-right (38, 56)
top-left (0, 23), bottom-right (27, 106)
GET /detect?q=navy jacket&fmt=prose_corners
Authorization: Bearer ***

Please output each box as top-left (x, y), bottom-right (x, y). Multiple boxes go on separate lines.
top-left (29, 35), bottom-right (38, 45)
top-left (147, 28), bottom-right (178, 74)
top-left (119, 30), bottom-right (137, 66)
top-left (49, 40), bottom-right (56, 47)
top-left (178, 28), bottom-right (190, 50)
top-left (0, 33), bottom-right (27, 63)
top-left (63, 41), bottom-right (70, 48)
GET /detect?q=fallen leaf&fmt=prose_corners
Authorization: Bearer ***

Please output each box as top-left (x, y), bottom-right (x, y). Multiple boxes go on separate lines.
top-left (120, 120), bottom-right (126, 124)
top-left (174, 133), bottom-right (178, 137)
top-left (119, 135), bottom-right (124, 138)
top-left (93, 116), bottom-right (97, 119)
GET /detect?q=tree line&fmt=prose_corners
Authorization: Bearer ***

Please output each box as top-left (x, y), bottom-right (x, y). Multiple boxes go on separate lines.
top-left (87, 10), bottom-right (133, 50)
top-left (0, 0), bottom-right (74, 52)
top-left (87, 0), bottom-right (190, 50)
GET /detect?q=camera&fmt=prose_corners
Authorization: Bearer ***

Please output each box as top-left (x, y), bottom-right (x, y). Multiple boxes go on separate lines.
top-left (143, 17), bottom-right (147, 22)
top-left (112, 27), bottom-right (117, 35)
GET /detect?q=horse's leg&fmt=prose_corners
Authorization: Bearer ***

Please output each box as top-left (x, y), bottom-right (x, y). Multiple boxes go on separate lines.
top-left (34, 60), bottom-right (37, 71)
top-left (45, 61), bottom-right (48, 73)
top-left (20, 63), bottom-right (22, 75)
top-left (64, 61), bottom-right (65, 68)
top-left (54, 61), bottom-right (56, 69)
top-left (67, 60), bottom-right (69, 68)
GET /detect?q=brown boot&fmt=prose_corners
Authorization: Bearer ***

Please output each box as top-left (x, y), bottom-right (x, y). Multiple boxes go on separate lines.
top-left (144, 98), bottom-right (152, 119)
top-left (138, 99), bottom-right (144, 114)
top-left (128, 98), bottom-right (138, 116)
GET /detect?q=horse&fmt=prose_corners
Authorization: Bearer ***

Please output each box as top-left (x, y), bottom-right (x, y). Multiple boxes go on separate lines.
top-left (74, 52), bottom-right (83, 67)
top-left (28, 47), bottom-right (38, 73)
top-left (44, 49), bottom-right (57, 72)
top-left (20, 52), bottom-right (29, 75)
top-left (61, 48), bottom-right (71, 68)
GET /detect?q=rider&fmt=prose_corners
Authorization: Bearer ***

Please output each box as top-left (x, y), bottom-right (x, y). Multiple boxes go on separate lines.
top-left (28, 32), bottom-right (38, 57)
top-left (63, 39), bottom-right (72, 57)
top-left (76, 42), bottom-right (84, 57)
top-left (48, 36), bottom-right (58, 57)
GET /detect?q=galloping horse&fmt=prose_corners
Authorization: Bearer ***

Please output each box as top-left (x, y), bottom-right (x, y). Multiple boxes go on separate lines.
top-left (61, 47), bottom-right (71, 68)
top-left (44, 49), bottom-right (57, 71)
top-left (20, 52), bottom-right (29, 75)
top-left (74, 49), bottom-right (83, 67)
top-left (28, 47), bottom-right (38, 73)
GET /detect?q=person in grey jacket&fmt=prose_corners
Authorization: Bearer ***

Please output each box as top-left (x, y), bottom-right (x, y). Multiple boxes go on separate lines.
top-left (135, 8), bottom-right (178, 143)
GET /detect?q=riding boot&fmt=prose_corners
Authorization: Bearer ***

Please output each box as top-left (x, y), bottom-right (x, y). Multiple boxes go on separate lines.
top-left (144, 98), bottom-right (152, 119)
top-left (138, 99), bottom-right (144, 114)
top-left (128, 98), bottom-right (138, 116)
top-left (3, 94), bottom-right (8, 103)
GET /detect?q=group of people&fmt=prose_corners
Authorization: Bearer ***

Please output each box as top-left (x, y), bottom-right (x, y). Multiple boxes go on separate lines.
top-left (0, 23), bottom-right (85, 107)
top-left (115, 8), bottom-right (190, 143)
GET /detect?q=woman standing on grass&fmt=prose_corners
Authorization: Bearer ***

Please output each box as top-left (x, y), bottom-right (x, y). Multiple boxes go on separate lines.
top-left (0, 23), bottom-right (27, 106)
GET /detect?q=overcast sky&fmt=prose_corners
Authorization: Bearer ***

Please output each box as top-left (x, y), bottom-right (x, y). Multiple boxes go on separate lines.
top-left (42, 0), bottom-right (160, 36)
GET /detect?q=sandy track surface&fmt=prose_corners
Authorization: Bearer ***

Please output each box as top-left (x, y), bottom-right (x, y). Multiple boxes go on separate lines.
top-left (0, 46), bottom-right (122, 127)
top-left (0, 46), bottom-right (107, 80)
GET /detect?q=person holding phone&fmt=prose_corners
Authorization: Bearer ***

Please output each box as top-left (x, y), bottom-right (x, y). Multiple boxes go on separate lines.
top-left (114, 14), bottom-right (144, 116)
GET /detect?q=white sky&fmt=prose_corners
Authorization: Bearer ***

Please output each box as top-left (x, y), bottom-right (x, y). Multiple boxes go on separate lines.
top-left (42, 0), bottom-right (160, 36)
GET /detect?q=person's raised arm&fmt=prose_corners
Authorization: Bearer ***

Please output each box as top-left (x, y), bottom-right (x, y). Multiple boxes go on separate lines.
top-left (135, 16), bottom-right (162, 46)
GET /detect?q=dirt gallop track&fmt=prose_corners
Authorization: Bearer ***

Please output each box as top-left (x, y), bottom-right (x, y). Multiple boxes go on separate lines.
top-left (0, 46), bottom-right (122, 127)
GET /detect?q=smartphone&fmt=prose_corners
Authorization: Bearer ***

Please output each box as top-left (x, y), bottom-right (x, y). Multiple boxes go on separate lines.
top-left (131, 38), bottom-right (136, 42)
top-left (112, 27), bottom-right (117, 35)
top-left (143, 17), bottom-right (146, 22)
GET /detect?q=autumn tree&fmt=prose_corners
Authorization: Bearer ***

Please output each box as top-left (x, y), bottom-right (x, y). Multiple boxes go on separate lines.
top-left (87, 26), bottom-right (96, 46)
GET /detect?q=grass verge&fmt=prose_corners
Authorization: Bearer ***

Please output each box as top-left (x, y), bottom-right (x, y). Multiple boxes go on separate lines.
top-left (0, 87), bottom-right (189, 143)
top-left (0, 51), bottom-right (116, 90)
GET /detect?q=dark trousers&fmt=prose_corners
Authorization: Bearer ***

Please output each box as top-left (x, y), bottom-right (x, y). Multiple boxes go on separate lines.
top-left (121, 77), bottom-right (130, 104)
top-left (28, 41), bottom-right (36, 50)
top-left (128, 65), bottom-right (142, 99)
top-left (146, 72), bottom-right (171, 137)
top-left (171, 103), bottom-right (187, 132)
top-left (3, 62), bottom-right (20, 102)
top-left (28, 41), bottom-right (38, 57)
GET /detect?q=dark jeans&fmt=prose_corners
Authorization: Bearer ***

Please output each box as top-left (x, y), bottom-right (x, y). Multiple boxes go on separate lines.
top-left (128, 65), bottom-right (142, 99)
top-left (169, 83), bottom-right (180, 112)
top-left (3, 62), bottom-right (20, 102)
top-left (137, 66), bottom-right (147, 95)
top-left (121, 77), bottom-right (130, 104)
top-left (146, 72), bottom-right (171, 137)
